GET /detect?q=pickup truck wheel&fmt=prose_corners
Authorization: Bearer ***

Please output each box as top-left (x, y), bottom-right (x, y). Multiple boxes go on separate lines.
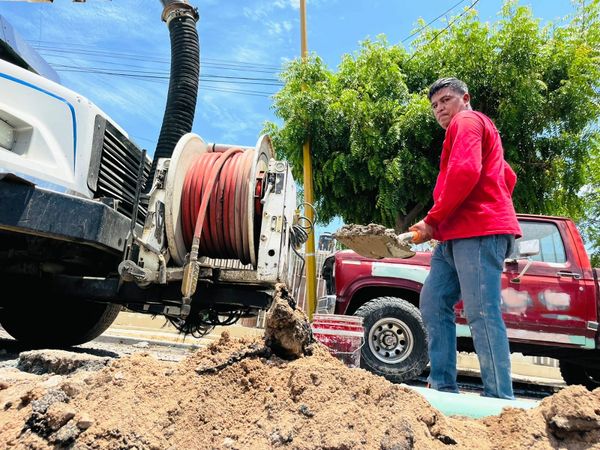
top-left (354, 296), bottom-right (428, 383)
top-left (0, 299), bottom-right (121, 348)
top-left (559, 360), bottom-right (600, 391)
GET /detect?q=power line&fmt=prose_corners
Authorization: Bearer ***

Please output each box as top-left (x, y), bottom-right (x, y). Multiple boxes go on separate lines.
top-left (51, 63), bottom-right (282, 84)
top-left (30, 41), bottom-right (285, 96)
top-left (53, 67), bottom-right (282, 88)
top-left (53, 67), bottom-right (276, 97)
top-left (33, 46), bottom-right (283, 79)
top-left (35, 49), bottom-right (280, 75)
top-left (407, 0), bottom-right (481, 63)
top-left (401, 0), bottom-right (468, 43)
top-left (29, 40), bottom-right (282, 71)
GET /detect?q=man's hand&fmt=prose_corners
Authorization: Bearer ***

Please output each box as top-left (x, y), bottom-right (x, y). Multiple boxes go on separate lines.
top-left (409, 220), bottom-right (433, 244)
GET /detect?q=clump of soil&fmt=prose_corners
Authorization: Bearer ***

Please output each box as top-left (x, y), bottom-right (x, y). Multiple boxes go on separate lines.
top-left (264, 284), bottom-right (315, 358)
top-left (1, 332), bottom-right (599, 449)
top-left (334, 223), bottom-right (415, 259)
top-left (482, 386), bottom-right (600, 449)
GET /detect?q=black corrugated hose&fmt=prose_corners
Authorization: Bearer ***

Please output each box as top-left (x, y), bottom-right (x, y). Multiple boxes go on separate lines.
top-left (146, 7), bottom-right (200, 192)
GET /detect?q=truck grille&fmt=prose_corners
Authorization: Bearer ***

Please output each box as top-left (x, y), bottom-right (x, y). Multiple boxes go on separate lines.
top-left (88, 115), bottom-right (150, 225)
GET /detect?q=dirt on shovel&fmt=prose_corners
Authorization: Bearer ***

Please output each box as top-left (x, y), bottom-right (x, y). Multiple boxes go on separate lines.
top-left (334, 223), bottom-right (416, 259)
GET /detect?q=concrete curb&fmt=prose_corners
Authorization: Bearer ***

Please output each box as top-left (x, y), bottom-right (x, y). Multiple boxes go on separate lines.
top-left (96, 333), bottom-right (204, 350)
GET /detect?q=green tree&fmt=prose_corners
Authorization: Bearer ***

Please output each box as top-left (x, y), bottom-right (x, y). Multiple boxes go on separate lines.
top-left (265, 0), bottom-right (600, 233)
top-left (580, 142), bottom-right (600, 266)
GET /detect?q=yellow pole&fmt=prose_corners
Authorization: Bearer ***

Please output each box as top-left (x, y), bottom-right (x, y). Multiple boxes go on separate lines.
top-left (300, 0), bottom-right (317, 319)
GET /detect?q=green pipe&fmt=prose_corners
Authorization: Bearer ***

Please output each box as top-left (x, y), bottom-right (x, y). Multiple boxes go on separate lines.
top-left (407, 386), bottom-right (539, 418)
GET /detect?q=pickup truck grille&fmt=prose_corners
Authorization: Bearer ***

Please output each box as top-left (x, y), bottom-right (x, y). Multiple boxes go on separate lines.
top-left (88, 116), bottom-right (150, 225)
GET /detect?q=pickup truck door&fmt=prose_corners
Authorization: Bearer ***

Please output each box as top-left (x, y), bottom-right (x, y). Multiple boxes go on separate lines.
top-left (500, 219), bottom-right (596, 349)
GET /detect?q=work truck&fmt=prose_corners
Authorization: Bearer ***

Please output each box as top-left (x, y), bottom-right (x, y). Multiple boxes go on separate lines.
top-left (0, 2), bottom-right (305, 347)
top-left (321, 214), bottom-right (600, 390)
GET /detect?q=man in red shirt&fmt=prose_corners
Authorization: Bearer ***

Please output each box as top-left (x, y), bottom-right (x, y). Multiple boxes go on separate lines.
top-left (410, 77), bottom-right (521, 399)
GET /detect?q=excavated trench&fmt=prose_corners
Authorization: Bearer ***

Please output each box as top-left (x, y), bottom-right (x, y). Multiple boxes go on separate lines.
top-left (1, 285), bottom-right (599, 449)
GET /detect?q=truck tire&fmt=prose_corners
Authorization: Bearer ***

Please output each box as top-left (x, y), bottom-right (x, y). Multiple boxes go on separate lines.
top-left (354, 296), bottom-right (428, 383)
top-left (0, 299), bottom-right (121, 348)
top-left (559, 360), bottom-right (600, 391)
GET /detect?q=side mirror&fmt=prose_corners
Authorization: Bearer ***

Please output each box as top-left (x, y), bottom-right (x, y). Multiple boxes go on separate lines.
top-left (511, 239), bottom-right (540, 283)
top-left (517, 239), bottom-right (540, 258)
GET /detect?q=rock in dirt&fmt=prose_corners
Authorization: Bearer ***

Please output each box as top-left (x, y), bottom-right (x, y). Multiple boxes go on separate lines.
top-left (334, 223), bottom-right (416, 259)
top-left (540, 385), bottom-right (600, 434)
top-left (17, 350), bottom-right (111, 375)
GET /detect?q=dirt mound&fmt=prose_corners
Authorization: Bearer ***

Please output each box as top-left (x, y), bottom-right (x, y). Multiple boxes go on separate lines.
top-left (1, 333), bottom-right (599, 450)
top-left (1, 289), bottom-right (599, 449)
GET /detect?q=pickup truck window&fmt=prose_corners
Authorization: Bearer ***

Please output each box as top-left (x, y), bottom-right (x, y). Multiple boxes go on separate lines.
top-left (514, 221), bottom-right (566, 263)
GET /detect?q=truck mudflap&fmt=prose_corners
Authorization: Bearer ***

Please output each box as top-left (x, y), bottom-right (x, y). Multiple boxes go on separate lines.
top-left (0, 177), bottom-right (131, 252)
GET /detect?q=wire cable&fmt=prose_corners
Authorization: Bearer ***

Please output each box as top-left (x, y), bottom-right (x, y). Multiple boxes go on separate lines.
top-left (407, 0), bottom-right (481, 62)
top-left (401, 0), bottom-right (468, 43)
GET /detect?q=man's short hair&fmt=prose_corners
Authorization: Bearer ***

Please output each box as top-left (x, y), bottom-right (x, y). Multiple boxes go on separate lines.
top-left (428, 77), bottom-right (469, 100)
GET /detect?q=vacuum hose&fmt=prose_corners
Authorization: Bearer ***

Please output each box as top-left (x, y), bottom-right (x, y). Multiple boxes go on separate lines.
top-left (147, 1), bottom-right (200, 192)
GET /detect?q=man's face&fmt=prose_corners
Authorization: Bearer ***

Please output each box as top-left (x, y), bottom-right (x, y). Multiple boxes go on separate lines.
top-left (430, 87), bottom-right (470, 129)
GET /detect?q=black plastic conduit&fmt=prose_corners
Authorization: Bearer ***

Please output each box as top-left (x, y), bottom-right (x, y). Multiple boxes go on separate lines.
top-left (146, 0), bottom-right (200, 192)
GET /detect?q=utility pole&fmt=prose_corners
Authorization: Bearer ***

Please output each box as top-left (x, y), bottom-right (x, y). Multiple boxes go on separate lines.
top-left (299, 0), bottom-right (317, 319)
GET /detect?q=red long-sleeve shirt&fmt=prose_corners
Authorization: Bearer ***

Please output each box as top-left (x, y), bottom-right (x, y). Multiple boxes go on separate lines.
top-left (424, 110), bottom-right (521, 241)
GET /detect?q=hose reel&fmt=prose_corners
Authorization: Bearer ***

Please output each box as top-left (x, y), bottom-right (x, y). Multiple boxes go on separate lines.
top-left (120, 132), bottom-right (298, 318)
top-left (164, 133), bottom-right (271, 268)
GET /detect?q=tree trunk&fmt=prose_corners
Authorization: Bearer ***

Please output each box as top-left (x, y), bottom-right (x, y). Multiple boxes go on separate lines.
top-left (395, 203), bottom-right (425, 232)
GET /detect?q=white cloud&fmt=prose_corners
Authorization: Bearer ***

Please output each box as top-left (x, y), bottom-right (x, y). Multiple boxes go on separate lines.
top-left (275, 0), bottom-right (300, 9)
top-left (244, 0), bottom-right (301, 21)
top-left (267, 21), bottom-right (283, 36)
top-left (196, 89), bottom-right (268, 145)
top-left (265, 19), bottom-right (293, 36)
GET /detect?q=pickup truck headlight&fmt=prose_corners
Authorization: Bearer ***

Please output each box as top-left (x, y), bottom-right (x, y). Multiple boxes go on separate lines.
top-left (316, 294), bottom-right (337, 314)
top-left (0, 118), bottom-right (15, 151)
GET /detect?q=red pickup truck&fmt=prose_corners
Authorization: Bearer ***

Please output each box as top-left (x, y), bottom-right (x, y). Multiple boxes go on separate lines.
top-left (320, 214), bottom-right (600, 389)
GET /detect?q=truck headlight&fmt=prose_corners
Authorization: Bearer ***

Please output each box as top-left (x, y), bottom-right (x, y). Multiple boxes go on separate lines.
top-left (0, 118), bottom-right (15, 151)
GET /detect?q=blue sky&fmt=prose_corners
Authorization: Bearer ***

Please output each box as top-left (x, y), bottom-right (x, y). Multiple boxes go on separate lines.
top-left (0, 0), bottom-right (578, 237)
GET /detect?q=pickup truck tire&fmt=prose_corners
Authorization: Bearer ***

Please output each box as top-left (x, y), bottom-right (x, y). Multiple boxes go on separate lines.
top-left (0, 299), bottom-right (121, 348)
top-left (558, 360), bottom-right (600, 391)
top-left (354, 296), bottom-right (428, 383)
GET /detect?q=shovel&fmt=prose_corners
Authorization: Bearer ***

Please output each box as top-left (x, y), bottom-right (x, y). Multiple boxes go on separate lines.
top-left (333, 224), bottom-right (422, 259)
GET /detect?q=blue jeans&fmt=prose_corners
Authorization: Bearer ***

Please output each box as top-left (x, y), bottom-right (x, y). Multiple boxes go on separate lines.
top-left (420, 235), bottom-right (515, 400)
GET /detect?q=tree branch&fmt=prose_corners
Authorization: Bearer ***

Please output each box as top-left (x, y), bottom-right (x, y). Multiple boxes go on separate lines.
top-left (395, 202), bottom-right (425, 232)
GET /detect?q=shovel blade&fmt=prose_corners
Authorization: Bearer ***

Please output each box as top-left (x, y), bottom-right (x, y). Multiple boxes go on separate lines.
top-left (333, 224), bottom-right (415, 259)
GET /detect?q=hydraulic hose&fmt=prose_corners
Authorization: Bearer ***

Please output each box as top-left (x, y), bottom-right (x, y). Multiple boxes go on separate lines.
top-left (146, 1), bottom-right (200, 192)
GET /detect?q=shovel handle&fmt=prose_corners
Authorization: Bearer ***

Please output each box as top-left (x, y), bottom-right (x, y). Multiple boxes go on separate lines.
top-left (397, 230), bottom-right (423, 244)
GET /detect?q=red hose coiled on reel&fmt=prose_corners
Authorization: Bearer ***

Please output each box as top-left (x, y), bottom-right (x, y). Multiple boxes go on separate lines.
top-left (180, 148), bottom-right (259, 265)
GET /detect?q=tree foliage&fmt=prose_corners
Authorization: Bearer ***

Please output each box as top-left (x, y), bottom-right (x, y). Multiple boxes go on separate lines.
top-left (265, 0), bottom-right (600, 234)
top-left (580, 141), bottom-right (600, 265)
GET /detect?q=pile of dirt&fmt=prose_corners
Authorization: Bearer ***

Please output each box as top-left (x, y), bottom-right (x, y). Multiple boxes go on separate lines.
top-left (1, 333), bottom-right (599, 449)
top-left (1, 288), bottom-right (599, 449)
